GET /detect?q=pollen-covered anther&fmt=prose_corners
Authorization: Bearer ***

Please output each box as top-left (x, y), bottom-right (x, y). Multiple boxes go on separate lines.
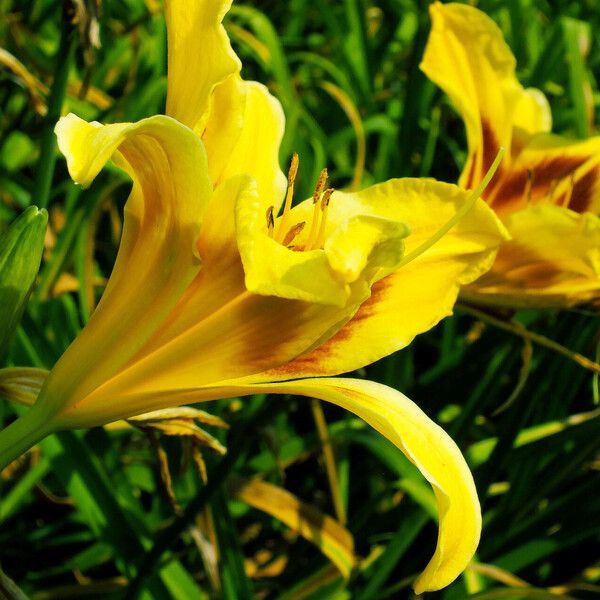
top-left (266, 205), bottom-right (275, 237)
top-left (305, 168), bottom-right (329, 248)
top-left (313, 168), bottom-right (328, 203)
top-left (282, 221), bottom-right (306, 247)
top-left (321, 188), bottom-right (334, 208)
top-left (287, 152), bottom-right (299, 186)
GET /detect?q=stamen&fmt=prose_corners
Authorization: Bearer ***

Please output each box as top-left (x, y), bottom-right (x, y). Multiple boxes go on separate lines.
top-left (547, 178), bottom-right (559, 202)
top-left (305, 168), bottom-right (329, 251)
top-left (288, 152), bottom-right (300, 186)
top-left (266, 206), bottom-right (275, 237)
top-left (282, 222), bottom-right (306, 246)
top-left (275, 153), bottom-right (299, 242)
top-left (523, 169), bottom-right (534, 205)
top-left (314, 188), bottom-right (335, 250)
top-left (395, 147), bottom-right (506, 269)
top-left (560, 173), bottom-right (576, 208)
top-left (313, 168), bottom-right (328, 202)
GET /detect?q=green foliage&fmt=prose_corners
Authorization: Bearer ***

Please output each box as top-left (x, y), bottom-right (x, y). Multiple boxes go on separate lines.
top-left (0, 207), bottom-right (47, 362)
top-left (0, 1), bottom-right (599, 599)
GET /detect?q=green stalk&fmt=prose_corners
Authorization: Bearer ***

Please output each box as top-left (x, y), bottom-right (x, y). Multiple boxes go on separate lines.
top-left (0, 403), bottom-right (53, 472)
top-left (32, 16), bottom-right (76, 208)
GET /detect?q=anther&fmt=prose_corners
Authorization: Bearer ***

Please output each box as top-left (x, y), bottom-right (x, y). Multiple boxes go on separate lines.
top-left (321, 188), bottom-right (334, 209)
top-left (266, 206), bottom-right (275, 237)
top-left (313, 168), bottom-right (328, 203)
top-left (288, 152), bottom-right (299, 186)
top-left (282, 222), bottom-right (305, 246)
top-left (304, 169), bottom-right (329, 250)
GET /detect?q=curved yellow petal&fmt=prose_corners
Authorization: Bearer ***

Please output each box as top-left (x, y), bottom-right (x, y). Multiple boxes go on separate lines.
top-left (486, 132), bottom-right (600, 216)
top-left (251, 179), bottom-right (507, 380)
top-left (148, 378), bottom-right (477, 592)
top-left (463, 204), bottom-right (600, 308)
top-left (421, 2), bottom-right (524, 188)
top-left (513, 88), bottom-right (552, 137)
top-left (47, 113), bottom-right (211, 420)
top-left (36, 373), bottom-right (479, 592)
top-left (165, 0), bottom-right (240, 134)
top-left (261, 378), bottom-right (480, 593)
top-left (203, 76), bottom-right (287, 212)
top-left (324, 215), bottom-right (409, 284)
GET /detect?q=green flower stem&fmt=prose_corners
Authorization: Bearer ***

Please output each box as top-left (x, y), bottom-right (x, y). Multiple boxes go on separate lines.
top-left (0, 404), bottom-right (53, 472)
top-left (32, 17), bottom-right (76, 209)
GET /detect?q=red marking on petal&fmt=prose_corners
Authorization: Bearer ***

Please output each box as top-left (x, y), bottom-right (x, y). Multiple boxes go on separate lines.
top-left (481, 119), bottom-right (501, 182)
top-left (493, 155), bottom-right (589, 211)
top-left (569, 166), bottom-right (600, 213)
top-left (263, 276), bottom-right (395, 377)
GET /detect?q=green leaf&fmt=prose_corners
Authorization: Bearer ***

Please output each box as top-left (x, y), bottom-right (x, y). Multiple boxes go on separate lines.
top-left (0, 207), bottom-right (47, 363)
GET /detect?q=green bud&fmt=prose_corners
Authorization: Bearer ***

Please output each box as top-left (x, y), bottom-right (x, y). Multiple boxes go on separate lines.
top-left (0, 207), bottom-right (47, 361)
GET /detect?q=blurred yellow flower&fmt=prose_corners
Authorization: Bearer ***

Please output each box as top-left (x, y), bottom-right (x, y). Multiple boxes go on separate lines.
top-left (421, 1), bottom-right (600, 309)
top-left (0, 0), bottom-right (508, 592)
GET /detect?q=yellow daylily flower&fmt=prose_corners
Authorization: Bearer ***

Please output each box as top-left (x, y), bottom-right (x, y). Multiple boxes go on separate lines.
top-left (421, 1), bottom-right (600, 308)
top-left (0, 0), bottom-right (508, 592)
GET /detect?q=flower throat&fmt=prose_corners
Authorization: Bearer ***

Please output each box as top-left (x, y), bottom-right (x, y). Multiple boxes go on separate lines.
top-left (266, 153), bottom-right (335, 251)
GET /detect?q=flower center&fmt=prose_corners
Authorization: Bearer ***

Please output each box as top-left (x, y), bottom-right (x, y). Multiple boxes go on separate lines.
top-left (266, 153), bottom-right (334, 251)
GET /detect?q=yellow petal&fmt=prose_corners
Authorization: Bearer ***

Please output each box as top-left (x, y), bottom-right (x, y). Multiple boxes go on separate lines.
top-left (420, 2), bottom-right (521, 187)
top-left (203, 76), bottom-right (287, 212)
top-left (67, 173), bottom-right (366, 416)
top-left (71, 377), bottom-right (480, 591)
top-left (420, 2), bottom-right (551, 190)
top-left (463, 204), bottom-right (600, 308)
top-left (513, 88), bottom-right (552, 137)
top-left (47, 113), bottom-right (211, 421)
top-left (324, 215), bottom-right (409, 284)
top-left (486, 132), bottom-right (600, 216)
top-left (165, 0), bottom-right (240, 134)
top-left (252, 179), bottom-right (507, 380)
top-left (221, 378), bottom-right (480, 593)
top-left (78, 287), bottom-right (360, 421)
